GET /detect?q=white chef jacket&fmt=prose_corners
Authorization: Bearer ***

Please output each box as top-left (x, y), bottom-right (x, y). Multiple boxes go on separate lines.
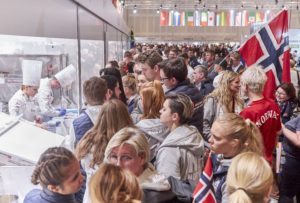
top-left (8, 89), bottom-right (41, 122)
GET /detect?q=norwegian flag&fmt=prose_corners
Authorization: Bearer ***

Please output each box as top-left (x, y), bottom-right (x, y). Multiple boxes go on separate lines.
top-left (239, 9), bottom-right (290, 99)
top-left (192, 153), bottom-right (217, 203)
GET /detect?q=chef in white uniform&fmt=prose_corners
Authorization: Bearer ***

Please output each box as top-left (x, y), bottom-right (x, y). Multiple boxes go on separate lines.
top-left (8, 60), bottom-right (42, 122)
top-left (37, 64), bottom-right (76, 117)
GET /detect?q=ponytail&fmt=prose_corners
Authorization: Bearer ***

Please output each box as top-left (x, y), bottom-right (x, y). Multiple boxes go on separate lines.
top-left (228, 189), bottom-right (252, 203)
top-left (243, 119), bottom-right (264, 155)
top-left (227, 152), bottom-right (273, 203)
top-left (214, 114), bottom-right (264, 155)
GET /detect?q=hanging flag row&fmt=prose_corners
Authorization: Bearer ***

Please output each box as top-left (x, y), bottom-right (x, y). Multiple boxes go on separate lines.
top-left (160, 10), bottom-right (275, 27)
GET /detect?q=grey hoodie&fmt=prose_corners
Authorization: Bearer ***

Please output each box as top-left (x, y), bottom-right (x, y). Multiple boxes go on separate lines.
top-left (155, 125), bottom-right (204, 181)
top-left (136, 118), bottom-right (169, 161)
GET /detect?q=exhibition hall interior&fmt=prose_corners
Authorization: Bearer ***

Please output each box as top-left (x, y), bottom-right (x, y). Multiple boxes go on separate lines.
top-left (0, 0), bottom-right (299, 203)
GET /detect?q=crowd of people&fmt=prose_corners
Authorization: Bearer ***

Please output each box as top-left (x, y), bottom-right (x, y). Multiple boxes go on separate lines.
top-left (23, 43), bottom-right (300, 203)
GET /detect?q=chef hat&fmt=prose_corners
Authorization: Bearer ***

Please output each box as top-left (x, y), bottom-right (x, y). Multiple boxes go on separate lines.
top-left (54, 64), bottom-right (77, 87)
top-left (22, 60), bottom-right (43, 86)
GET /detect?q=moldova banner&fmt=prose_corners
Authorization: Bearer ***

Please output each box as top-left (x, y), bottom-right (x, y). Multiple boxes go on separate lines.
top-left (239, 9), bottom-right (290, 99)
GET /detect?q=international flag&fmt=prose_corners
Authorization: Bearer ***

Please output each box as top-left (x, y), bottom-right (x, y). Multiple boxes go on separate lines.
top-left (160, 10), bottom-right (169, 26)
top-left (239, 9), bottom-right (290, 99)
top-left (248, 11), bottom-right (256, 24)
top-left (173, 11), bottom-right (181, 26)
top-left (193, 153), bottom-right (217, 203)
top-left (194, 10), bottom-right (201, 26)
top-left (186, 11), bottom-right (194, 26)
top-left (207, 11), bottom-right (215, 26)
top-left (181, 11), bottom-right (186, 26)
top-left (216, 12), bottom-right (221, 26)
top-left (255, 11), bottom-right (265, 23)
top-left (221, 11), bottom-right (226, 26)
top-left (229, 10), bottom-right (235, 26)
top-left (242, 10), bottom-right (248, 26)
top-left (235, 11), bottom-right (242, 26)
top-left (169, 10), bottom-right (174, 26)
top-left (201, 11), bottom-right (208, 26)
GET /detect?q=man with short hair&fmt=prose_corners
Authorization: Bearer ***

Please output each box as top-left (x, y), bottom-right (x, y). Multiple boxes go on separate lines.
top-left (159, 58), bottom-right (204, 133)
top-left (229, 51), bottom-right (245, 74)
top-left (136, 50), bottom-right (162, 81)
top-left (168, 48), bottom-right (178, 59)
top-left (193, 65), bottom-right (214, 97)
top-left (67, 76), bottom-right (108, 150)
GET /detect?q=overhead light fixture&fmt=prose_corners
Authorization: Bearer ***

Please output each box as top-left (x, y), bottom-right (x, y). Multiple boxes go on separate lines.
top-left (160, 4), bottom-right (162, 9)
top-left (133, 5), bottom-right (137, 13)
top-left (120, 0), bottom-right (125, 7)
top-left (156, 9), bottom-right (160, 14)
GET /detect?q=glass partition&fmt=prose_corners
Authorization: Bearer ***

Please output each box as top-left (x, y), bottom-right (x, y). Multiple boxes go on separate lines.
top-left (78, 8), bottom-right (105, 106)
top-left (0, 35), bottom-right (78, 113)
top-left (107, 25), bottom-right (119, 62)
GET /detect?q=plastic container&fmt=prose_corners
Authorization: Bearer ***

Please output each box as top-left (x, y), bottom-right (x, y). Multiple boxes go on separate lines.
top-left (47, 120), bottom-right (56, 133)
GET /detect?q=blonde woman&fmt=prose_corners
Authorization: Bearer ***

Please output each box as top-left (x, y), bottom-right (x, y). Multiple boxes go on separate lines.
top-left (227, 152), bottom-right (273, 203)
top-left (136, 80), bottom-right (169, 161)
top-left (89, 163), bottom-right (142, 203)
top-left (104, 127), bottom-right (172, 203)
top-left (193, 113), bottom-right (263, 203)
top-left (203, 71), bottom-right (244, 142)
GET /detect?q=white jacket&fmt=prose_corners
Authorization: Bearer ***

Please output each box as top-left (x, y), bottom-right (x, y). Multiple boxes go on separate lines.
top-left (37, 78), bottom-right (59, 117)
top-left (8, 89), bottom-right (40, 122)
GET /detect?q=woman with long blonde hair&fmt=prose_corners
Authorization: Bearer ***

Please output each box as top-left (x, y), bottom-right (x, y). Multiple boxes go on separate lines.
top-left (203, 71), bottom-right (244, 142)
top-left (227, 152), bottom-right (273, 203)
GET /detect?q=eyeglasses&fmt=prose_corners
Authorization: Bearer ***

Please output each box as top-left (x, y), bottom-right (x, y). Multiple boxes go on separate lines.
top-left (276, 91), bottom-right (287, 96)
top-left (160, 77), bottom-right (169, 82)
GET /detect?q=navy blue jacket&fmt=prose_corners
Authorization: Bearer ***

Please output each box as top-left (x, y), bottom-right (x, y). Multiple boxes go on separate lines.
top-left (73, 111), bottom-right (94, 145)
top-left (165, 79), bottom-right (204, 134)
top-left (24, 189), bottom-right (77, 203)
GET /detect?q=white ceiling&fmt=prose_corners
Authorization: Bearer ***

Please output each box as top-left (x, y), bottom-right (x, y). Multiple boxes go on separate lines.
top-left (123, 0), bottom-right (300, 10)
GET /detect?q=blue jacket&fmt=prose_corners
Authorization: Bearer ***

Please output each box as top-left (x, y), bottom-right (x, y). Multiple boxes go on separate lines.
top-left (24, 189), bottom-right (77, 203)
top-left (165, 79), bottom-right (204, 134)
top-left (73, 111), bottom-right (94, 145)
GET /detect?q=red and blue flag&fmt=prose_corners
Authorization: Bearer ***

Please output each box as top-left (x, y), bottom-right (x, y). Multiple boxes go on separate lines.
top-left (239, 9), bottom-right (290, 99)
